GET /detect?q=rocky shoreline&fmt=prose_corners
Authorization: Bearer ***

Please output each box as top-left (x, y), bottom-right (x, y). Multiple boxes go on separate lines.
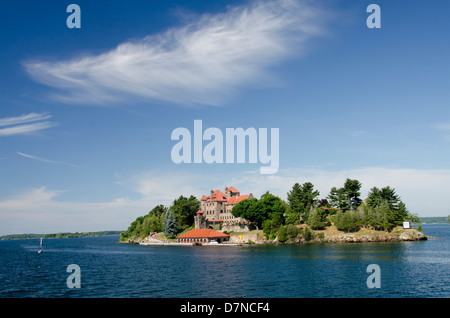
top-left (230, 227), bottom-right (428, 244)
top-left (121, 227), bottom-right (428, 246)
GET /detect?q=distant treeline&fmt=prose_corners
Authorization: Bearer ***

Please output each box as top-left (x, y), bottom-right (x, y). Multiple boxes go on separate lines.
top-left (419, 217), bottom-right (449, 224)
top-left (0, 230), bottom-right (122, 240)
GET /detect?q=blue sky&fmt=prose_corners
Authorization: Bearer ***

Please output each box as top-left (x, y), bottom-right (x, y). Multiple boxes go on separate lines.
top-left (1, 0), bottom-right (450, 235)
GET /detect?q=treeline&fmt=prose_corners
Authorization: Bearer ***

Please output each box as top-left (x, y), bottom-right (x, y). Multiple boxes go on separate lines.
top-left (419, 216), bottom-right (450, 224)
top-left (231, 179), bottom-right (419, 241)
top-left (0, 231), bottom-right (122, 240)
top-left (120, 196), bottom-right (200, 241)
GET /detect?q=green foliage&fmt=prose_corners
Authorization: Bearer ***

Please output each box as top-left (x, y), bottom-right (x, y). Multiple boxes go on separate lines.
top-left (417, 224), bottom-right (423, 233)
top-left (327, 179), bottom-right (362, 211)
top-left (419, 216), bottom-right (447, 224)
top-left (170, 195), bottom-right (200, 230)
top-left (277, 226), bottom-right (288, 243)
top-left (335, 210), bottom-right (360, 232)
top-left (120, 205), bottom-right (167, 241)
top-left (366, 186), bottom-right (409, 227)
top-left (284, 212), bottom-right (300, 225)
top-left (276, 224), bottom-right (300, 243)
top-left (308, 207), bottom-right (325, 230)
top-left (163, 209), bottom-right (178, 238)
top-left (286, 182), bottom-right (320, 222)
top-left (232, 192), bottom-right (286, 229)
top-left (302, 227), bottom-right (313, 241)
top-left (232, 198), bottom-right (262, 227)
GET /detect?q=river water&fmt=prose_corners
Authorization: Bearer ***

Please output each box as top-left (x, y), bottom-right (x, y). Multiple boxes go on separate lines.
top-left (0, 224), bottom-right (448, 298)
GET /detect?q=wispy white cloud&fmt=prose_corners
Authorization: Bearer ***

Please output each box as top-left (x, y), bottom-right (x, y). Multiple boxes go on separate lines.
top-left (0, 112), bottom-right (51, 127)
top-left (24, 0), bottom-right (329, 106)
top-left (0, 121), bottom-right (58, 136)
top-left (16, 152), bottom-right (77, 167)
top-left (0, 112), bottom-right (57, 136)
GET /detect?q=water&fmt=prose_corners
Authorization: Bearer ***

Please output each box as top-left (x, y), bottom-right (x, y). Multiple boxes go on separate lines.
top-left (0, 224), bottom-right (448, 298)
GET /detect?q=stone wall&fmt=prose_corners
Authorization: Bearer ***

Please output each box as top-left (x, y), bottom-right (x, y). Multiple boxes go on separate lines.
top-left (229, 232), bottom-right (261, 244)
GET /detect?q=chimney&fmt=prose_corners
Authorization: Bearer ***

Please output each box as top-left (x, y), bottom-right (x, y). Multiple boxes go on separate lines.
top-left (210, 189), bottom-right (214, 202)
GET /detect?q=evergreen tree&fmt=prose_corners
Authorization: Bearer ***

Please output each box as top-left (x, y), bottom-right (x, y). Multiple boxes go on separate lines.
top-left (308, 207), bottom-right (325, 230)
top-left (343, 178), bottom-right (362, 211)
top-left (286, 182), bottom-right (320, 222)
top-left (327, 179), bottom-right (361, 211)
top-left (163, 209), bottom-right (178, 238)
top-left (366, 186), bottom-right (409, 227)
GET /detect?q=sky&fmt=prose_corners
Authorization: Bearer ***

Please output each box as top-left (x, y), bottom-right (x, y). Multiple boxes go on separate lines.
top-left (1, 0), bottom-right (449, 235)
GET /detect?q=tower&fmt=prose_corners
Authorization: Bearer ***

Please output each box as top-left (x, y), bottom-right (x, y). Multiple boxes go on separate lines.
top-left (194, 210), bottom-right (206, 229)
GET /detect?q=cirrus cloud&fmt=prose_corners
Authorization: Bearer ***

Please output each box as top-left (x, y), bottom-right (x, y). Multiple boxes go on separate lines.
top-left (0, 112), bottom-right (58, 137)
top-left (24, 0), bottom-right (329, 106)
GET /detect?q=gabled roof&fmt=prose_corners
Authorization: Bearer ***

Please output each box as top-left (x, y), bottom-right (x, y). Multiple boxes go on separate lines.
top-left (226, 186), bottom-right (240, 193)
top-left (212, 189), bottom-right (227, 201)
top-left (176, 229), bottom-right (229, 239)
top-left (226, 194), bottom-right (249, 205)
top-left (201, 190), bottom-right (227, 202)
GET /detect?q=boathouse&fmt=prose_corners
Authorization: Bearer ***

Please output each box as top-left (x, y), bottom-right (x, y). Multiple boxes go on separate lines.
top-left (176, 229), bottom-right (230, 244)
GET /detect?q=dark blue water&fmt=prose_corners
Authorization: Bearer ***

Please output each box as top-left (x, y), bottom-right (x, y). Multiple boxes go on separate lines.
top-left (1, 224), bottom-right (448, 298)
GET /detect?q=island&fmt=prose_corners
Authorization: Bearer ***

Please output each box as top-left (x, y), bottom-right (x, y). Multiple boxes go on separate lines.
top-left (120, 180), bottom-right (434, 245)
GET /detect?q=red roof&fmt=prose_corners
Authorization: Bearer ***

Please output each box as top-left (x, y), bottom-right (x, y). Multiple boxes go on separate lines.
top-left (226, 194), bottom-right (249, 205)
top-left (176, 229), bottom-right (229, 239)
top-left (226, 186), bottom-right (240, 193)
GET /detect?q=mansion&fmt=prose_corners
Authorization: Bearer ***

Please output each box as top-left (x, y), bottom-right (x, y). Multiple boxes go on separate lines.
top-left (195, 186), bottom-right (254, 230)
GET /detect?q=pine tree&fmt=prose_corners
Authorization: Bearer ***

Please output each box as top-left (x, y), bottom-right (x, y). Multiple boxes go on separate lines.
top-left (287, 182), bottom-right (319, 222)
top-left (163, 209), bottom-right (178, 238)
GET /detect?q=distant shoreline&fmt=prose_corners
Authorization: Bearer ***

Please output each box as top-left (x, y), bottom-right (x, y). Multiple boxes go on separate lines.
top-left (0, 230), bottom-right (122, 240)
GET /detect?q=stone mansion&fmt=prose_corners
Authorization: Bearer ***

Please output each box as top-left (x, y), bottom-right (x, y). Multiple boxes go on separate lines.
top-left (195, 186), bottom-right (254, 231)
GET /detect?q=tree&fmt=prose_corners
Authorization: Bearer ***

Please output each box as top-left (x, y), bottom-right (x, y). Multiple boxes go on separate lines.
top-left (259, 192), bottom-right (286, 221)
top-left (286, 183), bottom-right (303, 214)
top-left (447, 215), bottom-right (450, 224)
top-left (366, 186), bottom-right (409, 227)
top-left (286, 182), bottom-right (320, 222)
top-left (343, 178), bottom-right (362, 211)
top-left (308, 207), bottom-right (325, 230)
top-left (376, 201), bottom-right (393, 231)
top-left (335, 210), bottom-right (359, 232)
top-left (170, 195), bottom-right (199, 230)
top-left (232, 192), bottom-right (286, 229)
top-left (163, 209), bottom-right (178, 238)
top-left (327, 179), bottom-right (362, 211)
top-left (232, 198), bottom-right (262, 228)
top-left (356, 202), bottom-right (370, 229)
top-left (277, 226), bottom-right (288, 243)
top-left (327, 187), bottom-right (342, 208)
